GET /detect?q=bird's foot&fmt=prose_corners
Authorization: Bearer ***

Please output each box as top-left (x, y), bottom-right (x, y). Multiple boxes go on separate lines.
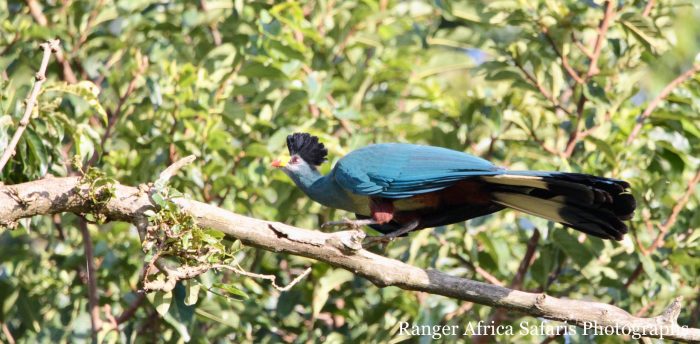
top-left (363, 234), bottom-right (396, 247)
top-left (321, 218), bottom-right (377, 230)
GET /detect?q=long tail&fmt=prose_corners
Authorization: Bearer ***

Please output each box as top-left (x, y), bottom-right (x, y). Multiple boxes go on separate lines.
top-left (482, 171), bottom-right (636, 240)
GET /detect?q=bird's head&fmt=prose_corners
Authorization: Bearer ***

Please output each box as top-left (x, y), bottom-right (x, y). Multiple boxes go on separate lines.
top-left (271, 133), bottom-right (328, 179)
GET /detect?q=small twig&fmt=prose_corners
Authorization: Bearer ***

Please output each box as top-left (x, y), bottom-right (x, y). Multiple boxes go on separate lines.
top-left (147, 257), bottom-right (312, 293)
top-left (627, 64), bottom-right (700, 144)
top-left (645, 169), bottom-right (700, 253)
top-left (454, 252), bottom-right (505, 287)
top-left (115, 293), bottom-right (146, 324)
top-left (586, 1), bottom-right (615, 78)
top-left (0, 39), bottom-right (60, 172)
top-left (476, 229), bottom-right (540, 344)
top-left (526, 125), bottom-right (562, 157)
top-left (155, 155), bottom-right (196, 187)
top-left (25, 0), bottom-right (48, 26)
top-left (636, 300), bottom-right (657, 317)
top-left (513, 60), bottom-right (573, 116)
top-left (560, 2), bottom-right (615, 158)
top-left (624, 262), bottom-right (644, 289)
top-left (1, 322), bottom-right (15, 344)
top-left (691, 292), bottom-right (700, 327)
top-left (76, 0), bottom-right (106, 48)
top-left (91, 54), bottom-right (147, 165)
top-left (213, 264), bottom-right (312, 292)
top-left (540, 334), bottom-right (561, 344)
top-left (103, 304), bottom-right (118, 332)
top-left (144, 260), bottom-right (210, 292)
top-left (54, 46), bottom-right (78, 84)
top-left (25, 1), bottom-right (78, 84)
top-left (511, 229), bottom-right (540, 290)
top-left (642, 0), bottom-right (655, 17)
top-left (571, 32), bottom-right (594, 59)
top-left (637, 337), bottom-right (654, 344)
top-left (299, 64), bottom-right (353, 133)
top-left (542, 30), bottom-right (584, 84)
top-left (198, 0), bottom-right (222, 46)
top-left (52, 213), bottom-right (66, 241)
top-left (78, 220), bottom-right (103, 339)
top-left (444, 302), bottom-right (474, 321)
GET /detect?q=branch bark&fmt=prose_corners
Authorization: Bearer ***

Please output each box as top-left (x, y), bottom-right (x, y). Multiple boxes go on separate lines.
top-left (0, 39), bottom-right (60, 172)
top-left (0, 177), bottom-right (699, 342)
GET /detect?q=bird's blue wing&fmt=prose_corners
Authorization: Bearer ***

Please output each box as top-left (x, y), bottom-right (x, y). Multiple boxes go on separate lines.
top-left (332, 143), bottom-right (503, 198)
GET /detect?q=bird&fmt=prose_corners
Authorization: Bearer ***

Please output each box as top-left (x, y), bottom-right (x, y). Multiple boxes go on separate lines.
top-left (271, 132), bottom-right (636, 242)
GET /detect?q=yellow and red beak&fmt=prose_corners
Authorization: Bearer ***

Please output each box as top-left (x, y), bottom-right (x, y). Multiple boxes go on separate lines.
top-left (271, 156), bottom-right (290, 168)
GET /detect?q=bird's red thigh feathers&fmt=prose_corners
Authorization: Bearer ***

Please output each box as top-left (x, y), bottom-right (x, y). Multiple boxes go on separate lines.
top-left (370, 198), bottom-right (395, 224)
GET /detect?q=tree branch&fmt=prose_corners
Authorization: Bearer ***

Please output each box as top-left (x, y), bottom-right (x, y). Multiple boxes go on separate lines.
top-left (627, 64), bottom-right (700, 144)
top-left (476, 228), bottom-right (541, 344)
top-left (0, 39), bottom-right (60, 172)
top-left (198, 0), bottom-right (223, 46)
top-left (642, 0), bottom-right (655, 17)
top-left (0, 177), bottom-right (699, 341)
top-left (643, 169), bottom-right (700, 254)
top-left (25, 0), bottom-right (47, 26)
top-left (587, 1), bottom-right (615, 78)
top-left (116, 293), bottom-right (146, 324)
top-left (78, 219), bottom-right (103, 339)
top-left (513, 60), bottom-right (573, 116)
top-left (561, 2), bottom-right (615, 158)
top-left (89, 55), bottom-right (147, 166)
top-left (1, 322), bottom-right (15, 344)
top-left (542, 30), bottom-right (584, 84)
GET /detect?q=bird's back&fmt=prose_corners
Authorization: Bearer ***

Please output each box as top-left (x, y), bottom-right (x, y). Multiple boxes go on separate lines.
top-left (331, 143), bottom-right (501, 198)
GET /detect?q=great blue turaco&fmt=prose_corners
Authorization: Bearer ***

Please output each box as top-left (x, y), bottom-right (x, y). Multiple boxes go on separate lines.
top-left (272, 132), bottom-right (636, 242)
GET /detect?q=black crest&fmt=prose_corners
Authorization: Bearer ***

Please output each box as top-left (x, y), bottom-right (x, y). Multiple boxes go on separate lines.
top-left (286, 132), bottom-right (328, 166)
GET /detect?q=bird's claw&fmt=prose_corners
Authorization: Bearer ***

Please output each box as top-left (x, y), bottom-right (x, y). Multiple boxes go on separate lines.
top-left (363, 235), bottom-right (396, 247)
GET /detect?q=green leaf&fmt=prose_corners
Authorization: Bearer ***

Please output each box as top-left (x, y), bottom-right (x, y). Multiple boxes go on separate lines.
top-left (239, 62), bottom-right (286, 79)
top-left (45, 81), bottom-right (109, 125)
top-left (151, 192), bottom-right (167, 208)
top-left (1, 288), bottom-right (19, 321)
top-left (184, 280), bottom-right (200, 306)
top-left (619, 12), bottom-right (665, 53)
top-left (149, 291), bottom-right (173, 316)
top-left (25, 129), bottom-right (48, 175)
top-left (211, 283), bottom-right (248, 300)
top-left (639, 253), bottom-right (661, 283)
top-left (551, 229), bottom-right (594, 268)
top-left (312, 269), bottom-right (353, 319)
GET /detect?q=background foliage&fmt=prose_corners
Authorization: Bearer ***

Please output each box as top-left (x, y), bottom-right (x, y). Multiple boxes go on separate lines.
top-left (1, 0), bottom-right (699, 343)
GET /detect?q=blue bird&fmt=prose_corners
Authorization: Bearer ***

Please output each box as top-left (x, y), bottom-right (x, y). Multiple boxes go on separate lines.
top-left (272, 133), bottom-right (636, 241)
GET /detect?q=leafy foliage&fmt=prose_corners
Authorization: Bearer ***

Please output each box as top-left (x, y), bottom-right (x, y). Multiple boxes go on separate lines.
top-left (1, 0), bottom-right (699, 343)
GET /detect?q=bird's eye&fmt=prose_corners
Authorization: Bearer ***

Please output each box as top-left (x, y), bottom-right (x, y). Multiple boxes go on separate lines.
top-left (290, 156), bottom-right (300, 164)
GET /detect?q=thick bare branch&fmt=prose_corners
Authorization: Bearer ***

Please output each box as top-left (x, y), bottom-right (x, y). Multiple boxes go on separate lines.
top-left (0, 39), bottom-right (60, 172)
top-left (0, 177), bottom-right (699, 341)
